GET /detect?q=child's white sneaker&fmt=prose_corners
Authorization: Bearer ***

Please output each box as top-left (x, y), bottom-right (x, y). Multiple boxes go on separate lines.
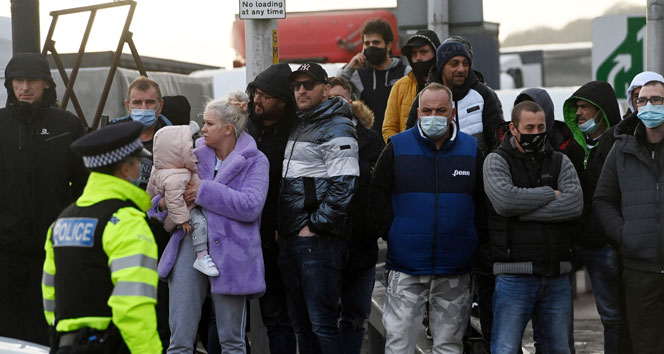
top-left (193, 255), bottom-right (219, 276)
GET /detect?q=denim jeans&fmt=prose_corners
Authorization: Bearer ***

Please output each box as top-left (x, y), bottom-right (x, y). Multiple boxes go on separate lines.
top-left (576, 246), bottom-right (627, 354)
top-left (491, 274), bottom-right (573, 354)
top-left (278, 235), bottom-right (347, 354)
top-left (340, 265), bottom-right (376, 354)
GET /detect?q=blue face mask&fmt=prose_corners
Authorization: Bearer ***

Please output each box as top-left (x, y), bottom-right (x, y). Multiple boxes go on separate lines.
top-left (419, 115), bottom-right (449, 140)
top-left (130, 107), bottom-right (158, 127)
top-left (637, 103), bottom-right (664, 128)
top-left (579, 110), bottom-right (601, 134)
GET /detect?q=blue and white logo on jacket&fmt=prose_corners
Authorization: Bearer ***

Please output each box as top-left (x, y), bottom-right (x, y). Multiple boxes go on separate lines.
top-left (52, 218), bottom-right (98, 247)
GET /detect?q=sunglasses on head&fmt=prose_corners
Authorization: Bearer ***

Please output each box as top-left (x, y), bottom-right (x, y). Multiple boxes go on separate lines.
top-left (292, 80), bottom-right (319, 91)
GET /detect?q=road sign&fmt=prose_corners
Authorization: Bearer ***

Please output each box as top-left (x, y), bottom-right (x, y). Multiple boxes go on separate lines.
top-left (593, 15), bottom-right (646, 99)
top-left (239, 0), bottom-right (286, 20)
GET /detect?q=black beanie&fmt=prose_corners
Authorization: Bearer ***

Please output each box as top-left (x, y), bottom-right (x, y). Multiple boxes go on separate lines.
top-left (401, 30), bottom-right (441, 63)
top-left (436, 41), bottom-right (472, 72)
top-left (161, 95), bottom-right (191, 126)
top-left (247, 63), bottom-right (295, 107)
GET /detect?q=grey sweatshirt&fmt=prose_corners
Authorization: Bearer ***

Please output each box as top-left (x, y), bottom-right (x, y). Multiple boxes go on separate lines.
top-left (483, 138), bottom-right (583, 275)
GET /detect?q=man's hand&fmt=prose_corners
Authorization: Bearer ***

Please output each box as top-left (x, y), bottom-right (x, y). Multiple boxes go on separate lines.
top-left (348, 52), bottom-right (367, 70)
top-left (554, 190), bottom-right (562, 199)
top-left (185, 180), bottom-right (200, 207)
top-left (298, 225), bottom-right (316, 237)
top-left (181, 221), bottom-right (192, 234)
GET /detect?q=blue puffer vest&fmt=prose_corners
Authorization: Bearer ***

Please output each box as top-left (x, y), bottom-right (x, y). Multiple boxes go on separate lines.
top-left (387, 125), bottom-right (478, 275)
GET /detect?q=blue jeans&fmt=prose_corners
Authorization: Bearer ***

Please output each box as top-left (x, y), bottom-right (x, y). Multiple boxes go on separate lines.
top-left (340, 265), bottom-right (375, 354)
top-left (492, 274), bottom-right (573, 354)
top-left (576, 246), bottom-right (626, 354)
top-left (278, 235), bottom-right (347, 354)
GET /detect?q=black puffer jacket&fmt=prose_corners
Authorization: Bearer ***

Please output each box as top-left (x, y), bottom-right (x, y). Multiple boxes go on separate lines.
top-left (0, 53), bottom-right (88, 259)
top-left (563, 81), bottom-right (622, 248)
top-left (594, 112), bottom-right (664, 273)
top-left (279, 97), bottom-right (359, 238)
top-left (405, 68), bottom-right (504, 155)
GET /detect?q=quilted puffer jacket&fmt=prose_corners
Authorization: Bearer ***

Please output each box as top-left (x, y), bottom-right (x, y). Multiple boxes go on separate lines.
top-left (279, 96), bottom-right (360, 238)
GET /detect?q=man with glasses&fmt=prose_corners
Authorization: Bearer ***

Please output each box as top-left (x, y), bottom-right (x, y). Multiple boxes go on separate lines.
top-left (561, 82), bottom-right (631, 354)
top-left (594, 77), bottom-right (664, 353)
top-left (245, 63), bottom-right (297, 354)
top-left (111, 76), bottom-right (173, 189)
top-left (278, 62), bottom-right (359, 354)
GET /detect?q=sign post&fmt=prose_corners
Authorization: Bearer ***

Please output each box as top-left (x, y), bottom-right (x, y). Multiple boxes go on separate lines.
top-left (239, 2), bottom-right (285, 352)
top-left (593, 15), bottom-right (646, 99)
top-left (240, 1), bottom-right (286, 84)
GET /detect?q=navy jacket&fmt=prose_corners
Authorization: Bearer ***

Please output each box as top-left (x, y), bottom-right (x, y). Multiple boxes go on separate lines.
top-left (370, 124), bottom-right (485, 275)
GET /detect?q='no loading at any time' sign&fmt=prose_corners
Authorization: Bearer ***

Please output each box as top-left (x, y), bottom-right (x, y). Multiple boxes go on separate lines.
top-left (239, 1), bottom-right (286, 19)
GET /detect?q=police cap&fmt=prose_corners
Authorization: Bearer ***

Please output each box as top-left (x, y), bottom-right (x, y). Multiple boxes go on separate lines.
top-left (71, 121), bottom-right (151, 168)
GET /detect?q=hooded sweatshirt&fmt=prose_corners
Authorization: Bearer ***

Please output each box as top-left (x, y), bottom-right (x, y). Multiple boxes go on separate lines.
top-left (339, 57), bottom-right (408, 134)
top-left (146, 125), bottom-right (200, 232)
top-left (625, 71), bottom-right (664, 116)
top-left (563, 81), bottom-right (622, 247)
top-left (0, 53), bottom-right (88, 259)
top-left (512, 88), bottom-right (585, 175)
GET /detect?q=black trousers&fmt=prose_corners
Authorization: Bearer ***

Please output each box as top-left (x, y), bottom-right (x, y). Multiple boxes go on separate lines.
top-left (623, 268), bottom-right (664, 354)
top-left (0, 256), bottom-right (49, 345)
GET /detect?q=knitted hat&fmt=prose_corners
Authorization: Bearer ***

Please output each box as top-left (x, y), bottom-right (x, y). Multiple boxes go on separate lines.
top-left (436, 41), bottom-right (472, 72)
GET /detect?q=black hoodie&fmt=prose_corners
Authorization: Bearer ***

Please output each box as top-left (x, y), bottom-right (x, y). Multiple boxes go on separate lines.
top-left (0, 53), bottom-right (88, 259)
top-left (245, 64), bottom-right (297, 261)
top-left (563, 81), bottom-right (622, 248)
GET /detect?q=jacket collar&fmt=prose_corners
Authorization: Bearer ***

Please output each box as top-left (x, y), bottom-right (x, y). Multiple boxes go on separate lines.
top-left (194, 131), bottom-right (257, 184)
top-left (76, 172), bottom-right (151, 211)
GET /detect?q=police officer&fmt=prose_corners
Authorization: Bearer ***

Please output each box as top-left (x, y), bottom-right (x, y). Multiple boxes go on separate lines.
top-left (41, 121), bottom-right (162, 354)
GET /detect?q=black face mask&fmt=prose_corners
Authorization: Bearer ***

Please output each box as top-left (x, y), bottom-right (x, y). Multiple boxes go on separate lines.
top-left (411, 58), bottom-right (435, 78)
top-left (363, 46), bottom-right (388, 66)
top-left (516, 129), bottom-right (547, 153)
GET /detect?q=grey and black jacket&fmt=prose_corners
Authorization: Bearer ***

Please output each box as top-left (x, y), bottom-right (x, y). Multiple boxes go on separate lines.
top-left (594, 112), bottom-right (664, 273)
top-left (279, 96), bottom-right (360, 238)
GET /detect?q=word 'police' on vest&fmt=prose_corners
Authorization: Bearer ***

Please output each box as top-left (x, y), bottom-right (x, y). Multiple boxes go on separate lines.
top-left (52, 218), bottom-right (98, 247)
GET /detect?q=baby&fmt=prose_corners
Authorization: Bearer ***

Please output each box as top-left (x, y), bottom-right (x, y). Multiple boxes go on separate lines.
top-left (147, 124), bottom-right (219, 277)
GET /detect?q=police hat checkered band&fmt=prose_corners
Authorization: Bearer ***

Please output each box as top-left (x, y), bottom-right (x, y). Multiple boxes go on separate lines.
top-left (82, 138), bottom-right (142, 168)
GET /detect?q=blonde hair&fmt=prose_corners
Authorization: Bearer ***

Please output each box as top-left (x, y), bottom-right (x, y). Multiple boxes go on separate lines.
top-left (204, 93), bottom-right (248, 140)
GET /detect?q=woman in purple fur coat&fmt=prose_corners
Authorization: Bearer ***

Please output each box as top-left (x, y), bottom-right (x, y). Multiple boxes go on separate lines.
top-left (151, 94), bottom-right (269, 354)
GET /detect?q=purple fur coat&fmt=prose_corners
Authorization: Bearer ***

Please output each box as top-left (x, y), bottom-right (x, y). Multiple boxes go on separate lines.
top-left (153, 132), bottom-right (269, 296)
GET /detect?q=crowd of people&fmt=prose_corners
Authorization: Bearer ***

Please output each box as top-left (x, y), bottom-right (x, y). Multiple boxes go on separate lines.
top-left (1, 16), bottom-right (664, 354)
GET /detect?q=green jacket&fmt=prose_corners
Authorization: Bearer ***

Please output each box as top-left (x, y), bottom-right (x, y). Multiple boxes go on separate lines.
top-left (42, 172), bottom-right (162, 354)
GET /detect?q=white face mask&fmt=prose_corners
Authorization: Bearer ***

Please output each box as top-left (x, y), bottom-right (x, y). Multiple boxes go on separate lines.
top-left (419, 115), bottom-right (449, 140)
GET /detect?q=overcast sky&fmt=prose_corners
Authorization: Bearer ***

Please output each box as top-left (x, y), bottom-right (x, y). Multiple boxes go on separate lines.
top-left (0, 0), bottom-right (645, 68)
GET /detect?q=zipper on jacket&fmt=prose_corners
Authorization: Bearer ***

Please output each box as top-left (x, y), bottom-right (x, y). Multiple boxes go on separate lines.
top-left (432, 151), bottom-right (440, 273)
top-left (18, 124), bottom-right (22, 151)
top-left (658, 182), bottom-right (663, 273)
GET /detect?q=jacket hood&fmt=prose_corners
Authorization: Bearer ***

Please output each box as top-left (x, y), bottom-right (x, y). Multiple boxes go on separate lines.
top-left (626, 71), bottom-right (664, 113)
top-left (514, 88), bottom-right (556, 135)
top-left (4, 53), bottom-right (57, 106)
top-left (299, 96), bottom-right (353, 123)
top-left (402, 30), bottom-right (441, 67)
top-left (351, 100), bottom-right (374, 129)
top-left (563, 81), bottom-right (621, 153)
top-left (614, 110), bottom-right (641, 138)
top-left (247, 63), bottom-right (296, 115)
top-left (152, 125), bottom-right (197, 172)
